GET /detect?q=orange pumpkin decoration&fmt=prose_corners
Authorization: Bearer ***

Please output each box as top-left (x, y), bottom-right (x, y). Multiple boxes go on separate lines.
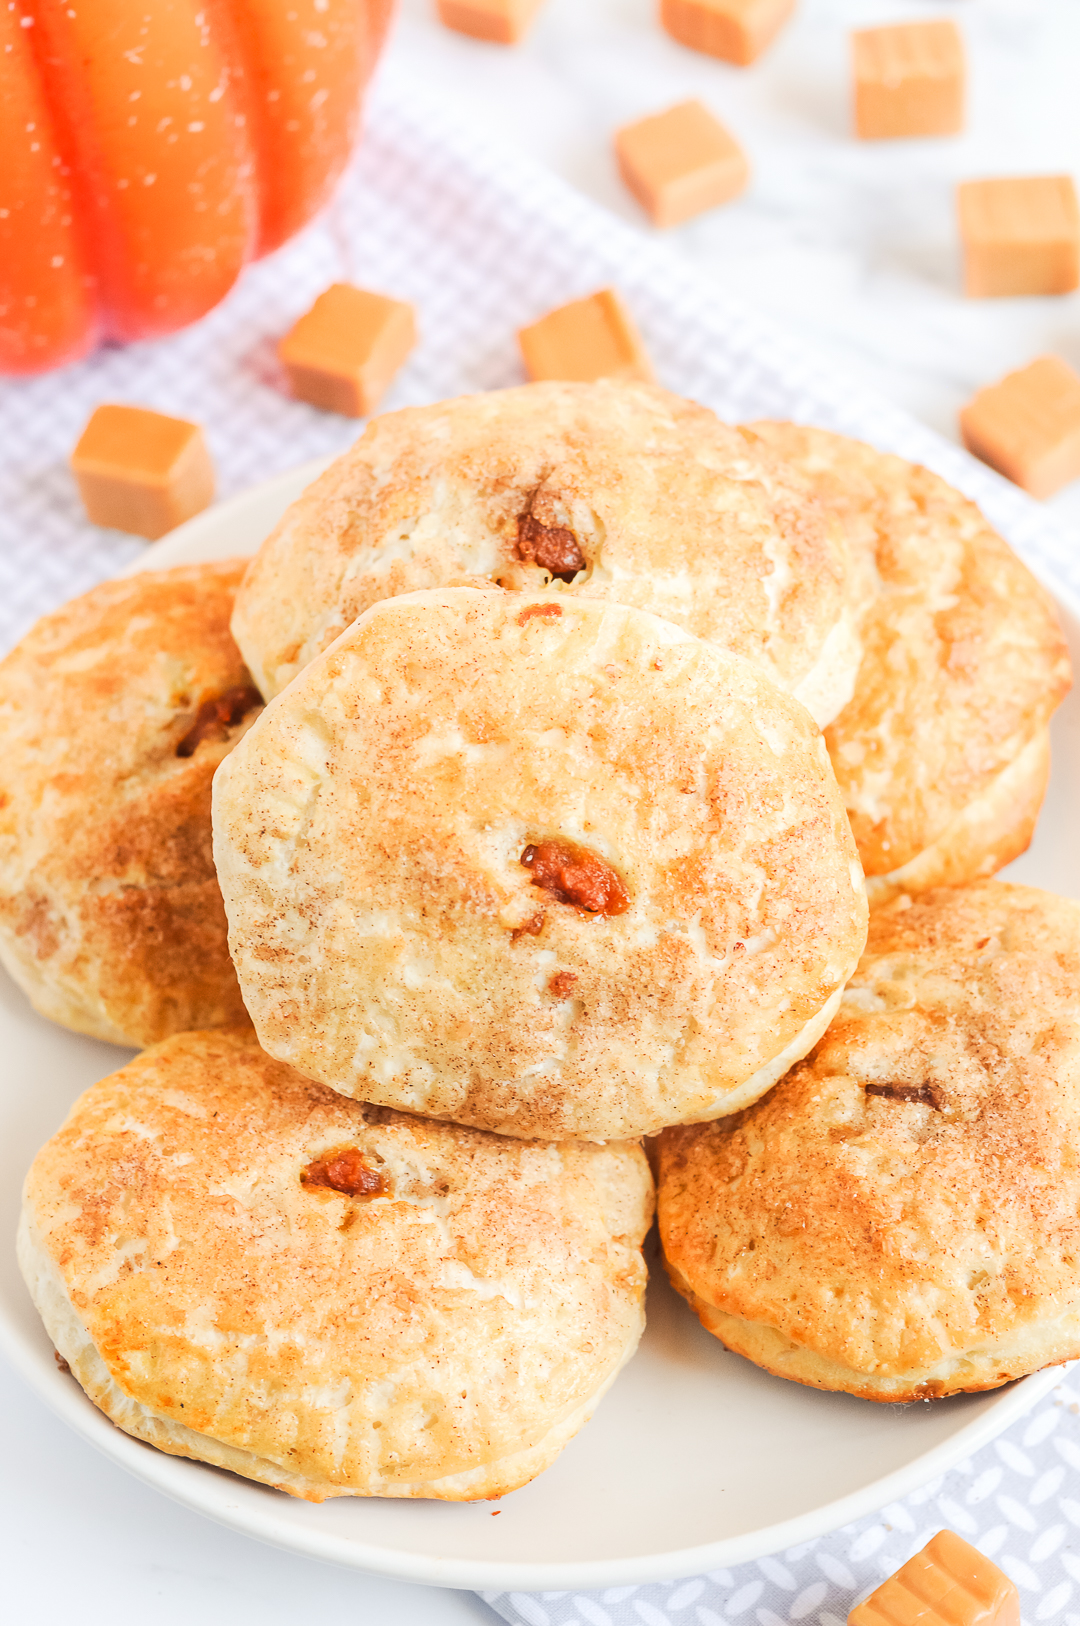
top-left (0, 0), bottom-right (394, 375)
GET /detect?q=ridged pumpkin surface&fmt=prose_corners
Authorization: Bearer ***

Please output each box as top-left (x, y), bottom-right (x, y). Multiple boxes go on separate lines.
top-left (0, 0), bottom-right (392, 374)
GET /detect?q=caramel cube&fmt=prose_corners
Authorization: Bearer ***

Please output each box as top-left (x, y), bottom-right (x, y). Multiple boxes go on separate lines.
top-left (849, 1530), bottom-right (1019, 1626)
top-left (958, 176), bottom-right (1080, 298)
top-left (615, 100), bottom-right (749, 228)
top-left (278, 283), bottom-right (417, 418)
top-left (852, 20), bottom-right (965, 140)
top-left (960, 355), bottom-right (1080, 499)
top-left (70, 405), bottom-right (215, 541)
top-left (436, 0), bottom-right (545, 44)
top-left (518, 289), bottom-right (654, 385)
top-left (659, 0), bottom-right (796, 68)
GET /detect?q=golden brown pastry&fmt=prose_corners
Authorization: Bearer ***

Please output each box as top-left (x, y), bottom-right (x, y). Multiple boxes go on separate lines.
top-left (659, 882), bottom-right (1080, 1401)
top-left (20, 1028), bottom-right (653, 1502)
top-left (0, 563), bottom-right (262, 1046)
top-left (231, 381), bottom-right (862, 726)
top-left (741, 424), bottom-right (1071, 904)
top-left (213, 587), bottom-right (868, 1141)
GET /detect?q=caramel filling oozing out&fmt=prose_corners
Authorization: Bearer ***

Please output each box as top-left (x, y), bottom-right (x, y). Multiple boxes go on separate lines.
top-left (301, 1147), bottom-right (388, 1199)
top-left (511, 908), bottom-right (547, 942)
top-left (864, 1082), bottom-right (944, 1111)
top-left (517, 603), bottom-right (564, 626)
top-left (516, 513), bottom-right (586, 581)
top-left (521, 839), bottom-right (631, 917)
top-left (548, 971), bottom-right (579, 998)
top-left (175, 685), bottom-right (263, 758)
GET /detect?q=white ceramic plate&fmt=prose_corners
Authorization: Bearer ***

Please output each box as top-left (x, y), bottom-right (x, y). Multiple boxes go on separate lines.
top-left (1, 466), bottom-right (1077, 1592)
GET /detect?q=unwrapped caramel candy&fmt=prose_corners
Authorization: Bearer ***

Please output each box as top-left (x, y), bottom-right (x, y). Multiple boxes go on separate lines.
top-left (960, 354), bottom-right (1080, 499)
top-left (518, 290), bottom-right (654, 384)
top-left (278, 283), bottom-right (417, 418)
top-left (615, 100), bottom-right (749, 228)
top-left (659, 0), bottom-right (796, 68)
top-left (958, 176), bottom-right (1080, 298)
top-left (849, 1530), bottom-right (1019, 1626)
top-left (70, 405), bottom-right (215, 541)
top-left (852, 20), bottom-right (965, 140)
top-left (436, 0), bottom-right (545, 43)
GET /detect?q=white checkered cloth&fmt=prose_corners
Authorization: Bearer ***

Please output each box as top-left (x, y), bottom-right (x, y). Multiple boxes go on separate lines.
top-left (2, 57), bottom-right (1079, 1626)
top-left (1, 59), bottom-right (1075, 654)
top-left (483, 1380), bottom-right (1080, 1626)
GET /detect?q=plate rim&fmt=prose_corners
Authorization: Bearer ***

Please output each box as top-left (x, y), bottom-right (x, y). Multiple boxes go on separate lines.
top-left (1, 456), bottom-right (1073, 1591)
top-left (0, 1297), bottom-right (1062, 1590)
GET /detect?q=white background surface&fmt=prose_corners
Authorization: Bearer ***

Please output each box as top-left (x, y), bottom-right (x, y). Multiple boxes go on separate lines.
top-left (5, 1387), bottom-right (496, 1625)
top-left (5, 1), bottom-right (1080, 1620)
top-left (393, 0), bottom-right (1080, 535)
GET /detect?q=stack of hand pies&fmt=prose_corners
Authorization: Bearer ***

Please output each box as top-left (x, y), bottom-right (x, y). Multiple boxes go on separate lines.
top-left (7, 381), bottom-right (1076, 1506)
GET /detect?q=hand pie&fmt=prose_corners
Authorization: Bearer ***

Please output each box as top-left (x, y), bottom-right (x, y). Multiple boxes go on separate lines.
top-left (214, 587), bottom-right (867, 1140)
top-left (21, 1028), bottom-right (653, 1501)
top-left (742, 424), bottom-right (1070, 903)
top-left (231, 380), bottom-right (861, 727)
top-left (659, 882), bottom-right (1080, 1400)
top-left (0, 562), bottom-right (261, 1046)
